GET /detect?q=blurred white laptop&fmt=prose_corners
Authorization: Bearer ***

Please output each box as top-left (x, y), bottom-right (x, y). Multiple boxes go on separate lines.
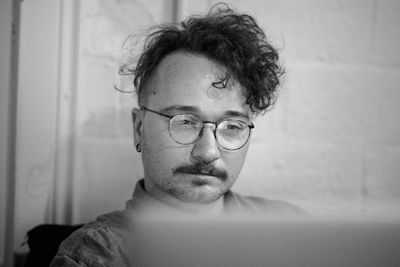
top-left (128, 217), bottom-right (400, 267)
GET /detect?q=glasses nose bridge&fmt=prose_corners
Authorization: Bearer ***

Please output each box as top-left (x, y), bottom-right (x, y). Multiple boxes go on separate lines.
top-left (198, 120), bottom-right (218, 139)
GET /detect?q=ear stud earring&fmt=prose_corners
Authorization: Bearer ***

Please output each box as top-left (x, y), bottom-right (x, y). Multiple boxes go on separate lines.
top-left (136, 144), bottom-right (141, 153)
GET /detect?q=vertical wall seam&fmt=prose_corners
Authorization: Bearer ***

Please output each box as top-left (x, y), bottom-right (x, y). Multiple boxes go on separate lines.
top-left (50, 0), bottom-right (80, 225)
top-left (67, 0), bottom-right (80, 224)
top-left (171, 0), bottom-right (180, 24)
top-left (4, 0), bottom-right (21, 266)
top-left (50, 0), bottom-right (64, 225)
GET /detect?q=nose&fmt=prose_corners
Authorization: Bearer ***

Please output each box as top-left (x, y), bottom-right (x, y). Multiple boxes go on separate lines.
top-left (191, 124), bottom-right (221, 164)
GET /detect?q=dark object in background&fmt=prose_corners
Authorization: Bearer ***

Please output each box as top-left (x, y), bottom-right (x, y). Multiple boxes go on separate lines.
top-left (24, 224), bottom-right (84, 267)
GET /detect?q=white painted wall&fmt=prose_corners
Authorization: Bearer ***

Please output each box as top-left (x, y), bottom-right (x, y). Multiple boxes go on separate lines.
top-left (12, 0), bottom-right (62, 259)
top-left (4, 0), bottom-right (400, 261)
top-left (216, 0), bottom-right (400, 215)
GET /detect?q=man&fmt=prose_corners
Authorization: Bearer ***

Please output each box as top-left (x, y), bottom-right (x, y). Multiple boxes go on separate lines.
top-left (51, 4), bottom-right (305, 266)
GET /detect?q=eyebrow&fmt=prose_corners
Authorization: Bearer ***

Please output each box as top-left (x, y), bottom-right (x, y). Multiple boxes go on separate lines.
top-left (224, 110), bottom-right (250, 120)
top-left (160, 105), bottom-right (250, 120)
top-left (160, 105), bottom-right (199, 113)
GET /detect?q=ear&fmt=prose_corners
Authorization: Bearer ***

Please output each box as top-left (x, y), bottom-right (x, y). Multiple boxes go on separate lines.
top-left (131, 108), bottom-right (143, 148)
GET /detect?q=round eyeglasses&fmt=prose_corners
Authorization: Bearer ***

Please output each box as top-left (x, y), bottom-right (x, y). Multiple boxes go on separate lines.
top-left (141, 106), bottom-right (254, 150)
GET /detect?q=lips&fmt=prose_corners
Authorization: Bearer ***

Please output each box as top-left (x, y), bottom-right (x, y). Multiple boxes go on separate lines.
top-left (197, 170), bottom-right (214, 176)
top-left (173, 163), bottom-right (228, 180)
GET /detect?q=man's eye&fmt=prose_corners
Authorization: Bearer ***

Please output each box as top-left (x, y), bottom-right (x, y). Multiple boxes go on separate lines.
top-left (172, 116), bottom-right (198, 127)
top-left (176, 119), bottom-right (195, 125)
top-left (226, 124), bottom-right (241, 130)
top-left (182, 119), bottom-right (194, 125)
top-left (225, 122), bottom-right (245, 131)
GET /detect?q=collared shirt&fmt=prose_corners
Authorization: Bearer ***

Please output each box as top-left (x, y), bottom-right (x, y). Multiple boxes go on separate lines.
top-left (50, 179), bottom-right (305, 266)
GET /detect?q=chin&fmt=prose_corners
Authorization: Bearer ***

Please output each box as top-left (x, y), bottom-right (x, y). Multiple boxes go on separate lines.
top-left (175, 183), bottom-right (226, 204)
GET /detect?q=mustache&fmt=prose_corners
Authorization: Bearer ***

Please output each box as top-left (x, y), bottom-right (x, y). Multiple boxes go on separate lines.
top-left (173, 163), bottom-right (228, 180)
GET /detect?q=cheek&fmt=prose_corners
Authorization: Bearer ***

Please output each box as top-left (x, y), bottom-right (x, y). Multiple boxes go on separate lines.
top-left (223, 146), bottom-right (249, 175)
top-left (142, 119), bottom-right (171, 150)
top-left (142, 124), bottom-right (190, 170)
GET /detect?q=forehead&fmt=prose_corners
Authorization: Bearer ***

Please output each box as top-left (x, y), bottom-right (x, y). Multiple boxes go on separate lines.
top-left (145, 51), bottom-right (251, 118)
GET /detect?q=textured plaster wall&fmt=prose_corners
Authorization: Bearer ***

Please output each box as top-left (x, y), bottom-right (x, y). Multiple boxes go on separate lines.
top-left (74, 0), bottom-right (400, 219)
top-left (12, 0), bottom-right (62, 256)
top-left (218, 0), bottom-right (400, 215)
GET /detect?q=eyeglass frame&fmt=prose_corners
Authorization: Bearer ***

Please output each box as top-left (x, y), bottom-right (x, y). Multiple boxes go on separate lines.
top-left (140, 106), bottom-right (255, 151)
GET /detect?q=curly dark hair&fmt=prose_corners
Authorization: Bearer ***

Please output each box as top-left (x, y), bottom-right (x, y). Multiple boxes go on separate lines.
top-left (118, 4), bottom-right (284, 113)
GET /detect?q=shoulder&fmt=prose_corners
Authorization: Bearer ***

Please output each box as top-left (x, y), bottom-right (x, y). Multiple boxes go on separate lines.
top-left (230, 192), bottom-right (308, 217)
top-left (50, 210), bottom-right (135, 266)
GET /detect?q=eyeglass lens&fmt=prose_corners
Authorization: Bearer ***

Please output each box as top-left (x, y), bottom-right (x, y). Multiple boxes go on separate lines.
top-left (169, 115), bottom-right (250, 150)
